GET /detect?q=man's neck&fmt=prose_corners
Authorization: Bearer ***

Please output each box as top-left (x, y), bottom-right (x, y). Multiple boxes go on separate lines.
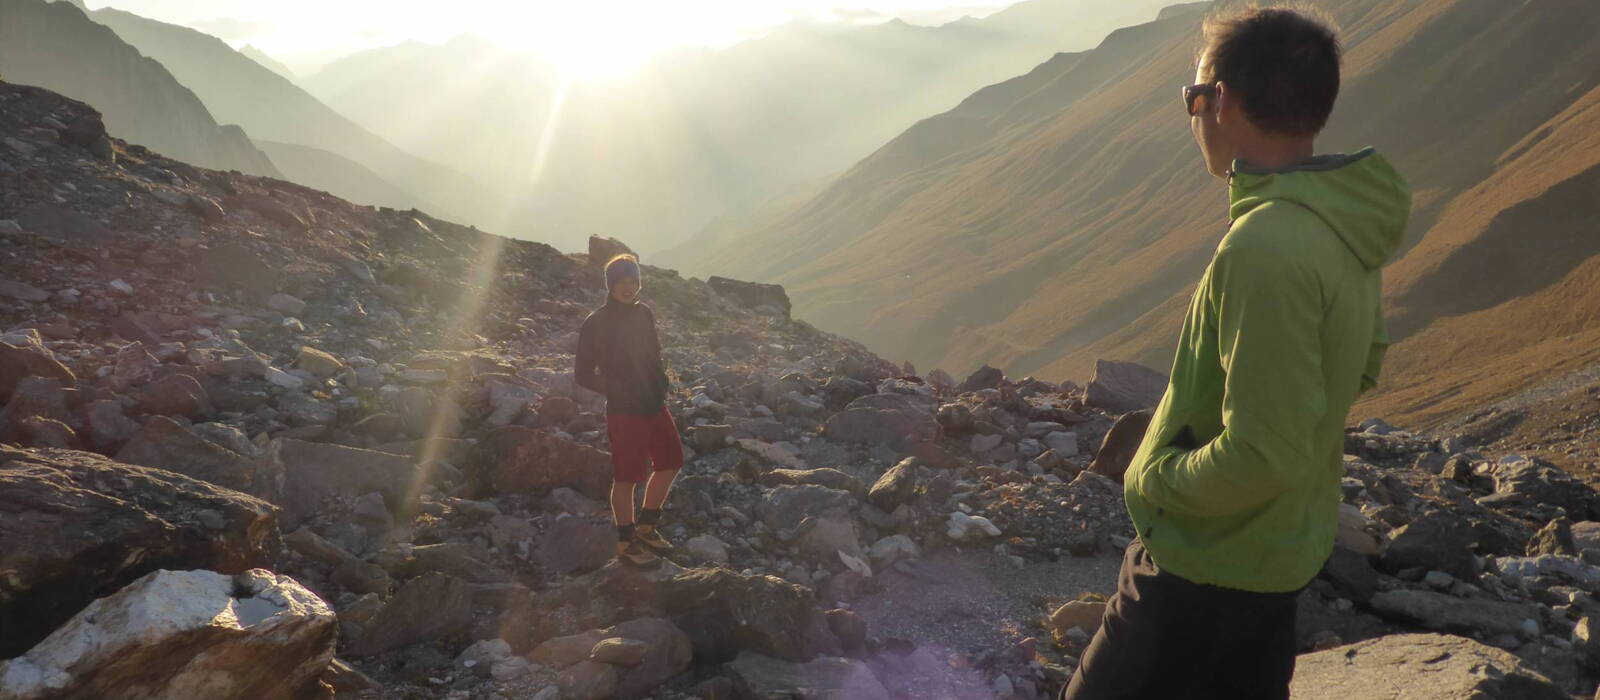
top-left (1233, 136), bottom-right (1315, 172)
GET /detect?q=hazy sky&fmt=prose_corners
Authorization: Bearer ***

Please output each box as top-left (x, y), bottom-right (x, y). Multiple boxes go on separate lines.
top-left (85, 1), bottom-right (1015, 76)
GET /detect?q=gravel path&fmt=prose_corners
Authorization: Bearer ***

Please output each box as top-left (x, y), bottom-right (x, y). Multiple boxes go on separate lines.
top-left (850, 549), bottom-right (1122, 658)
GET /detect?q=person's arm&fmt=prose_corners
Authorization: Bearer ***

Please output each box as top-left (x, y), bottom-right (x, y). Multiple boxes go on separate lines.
top-left (1359, 301), bottom-right (1387, 396)
top-left (1129, 234), bottom-right (1328, 518)
top-left (645, 306), bottom-right (669, 388)
top-left (574, 315), bottom-right (606, 395)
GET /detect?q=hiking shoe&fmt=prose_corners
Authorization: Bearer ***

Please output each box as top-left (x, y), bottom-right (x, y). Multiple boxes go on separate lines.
top-left (616, 540), bottom-right (661, 568)
top-left (634, 523), bottom-right (676, 555)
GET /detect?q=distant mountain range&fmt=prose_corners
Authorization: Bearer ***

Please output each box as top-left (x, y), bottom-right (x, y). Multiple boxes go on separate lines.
top-left (239, 44), bottom-right (295, 81)
top-left (670, 0), bottom-right (1600, 430)
top-left (300, 0), bottom-right (1178, 252)
top-left (83, 6), bottom-right (511, 228)
top-left (0, 0), bottom-right (277, 176)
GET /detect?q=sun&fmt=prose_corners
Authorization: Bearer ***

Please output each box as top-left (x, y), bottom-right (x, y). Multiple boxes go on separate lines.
top-left (483, 3), bottom-right (694, 80)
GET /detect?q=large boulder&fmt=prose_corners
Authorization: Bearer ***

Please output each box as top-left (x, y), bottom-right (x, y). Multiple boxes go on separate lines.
top-left (347, 573), bottom-right (473, 657)
top-left (130, 373), bottom-right (211, 419)
top-left (1088, 409), bottom-right (1153, 484)
top-left (796, 511), bottom-right (864, 562)
top-left (1369, 590), bottom-right (1537, 638)
top-left (659, 568), bottom-right (824, 662)
top-left (1574, 521), bottom-right (1600, 554)
top-left (558, 660), bottom-right (618, 700)
top-left (605, 617), bottom-right (693, 699)
top-left (1381, 510), bottom-right (1480, 579)
top-left (707, 276), bottom-right (791, 317)
top-left (588, 235), bottom-right (636, 266)
top-left (956, 365), bottom-right (1004, 393)
top-left (0, 446), bottom-right (278, 657)
top-left (1289, 634), bottom-right (1570, 700)
top-left (756, 484), bottom-right (854, 536)
top-left (822, 393), bottom-right (937, 448)
top-left (725, 652), bottom-right (891, 700)
top-left (1083, 360), bottom-right (1167, 415)
top-left (0, 329), bottom-right (75, 404)
top-left (262, 439), bottom-right (419, 528)
top-left (0, 569), bottom-right (335, 700)
top-left (467, 426), bottom-right (611, 500)
top-left (1483, 456), bottom-right (1600, 520)
top-left (866, 458), bottom-right (917, 511)
top-left (0, 376), bottom-right (74, 443)
top-left (115, 415), bottom-right (257, 491)
top-left (534, 514), bottom-right (617, 575)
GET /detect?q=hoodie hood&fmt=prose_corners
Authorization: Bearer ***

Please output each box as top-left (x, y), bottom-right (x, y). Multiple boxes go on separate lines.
top-left (1227, 147), bottom-right (1411, 270)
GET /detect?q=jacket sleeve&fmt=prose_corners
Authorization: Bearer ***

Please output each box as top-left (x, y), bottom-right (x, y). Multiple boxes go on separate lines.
top-left (645, 306), bottom-right (669, 386)
top-left (574, 315), bottom-right (606, 395)
top-left (1359, 301), bottom-right (1387, 396)
top-left (1130, 235), bottom-right (1328, 518)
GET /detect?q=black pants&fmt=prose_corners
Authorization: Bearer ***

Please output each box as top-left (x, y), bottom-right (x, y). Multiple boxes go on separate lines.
top-left (1062, 540), bottom-right (1301, 700)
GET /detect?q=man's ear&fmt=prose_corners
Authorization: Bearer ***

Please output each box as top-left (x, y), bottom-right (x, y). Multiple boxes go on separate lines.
top-left (1213, 81), bottom-right (1230, 124)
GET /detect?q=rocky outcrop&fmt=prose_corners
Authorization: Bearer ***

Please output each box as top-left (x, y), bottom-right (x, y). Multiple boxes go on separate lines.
top-left (707, 276), bottom-right (791, 317)
top-left (346, 573), bottom-right (473, 657)
top-left (0, 569), bottom-right (336, 700)
top-left (1290, 634), bottom-right (1571, 700)
top-left (822, 392), bottom-right (938, 448)
top-left (467, 426), bottom-right (612, 500)
top-left (1083, 360), bottom-right (1167, 415)
top-left (0, 446), bottom-right (278, 657)
top-left (114, 414), bottom-right (256, 490)
top-left (264, 438), bottom-right (419, 528)
top-left (659, 568), bottom-right (825, 662)
top-left (0, 329), bottom-right (75, 403)
top-left (725, 652), bottom-right (891, 700)
top-left (0, 0), bottom-right (278, 176)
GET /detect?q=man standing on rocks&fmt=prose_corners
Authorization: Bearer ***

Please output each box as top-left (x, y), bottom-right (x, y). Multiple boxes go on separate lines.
top-left (575, 254), bottom-right (683, 567)
top-left (1065, 8), bottom-right (1409, 699)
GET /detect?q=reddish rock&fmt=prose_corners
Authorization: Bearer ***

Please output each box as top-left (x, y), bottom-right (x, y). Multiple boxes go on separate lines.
top-left (468, 427), bottom-right (611, 499)
top-left (0, 330), bottom-right (75, 404)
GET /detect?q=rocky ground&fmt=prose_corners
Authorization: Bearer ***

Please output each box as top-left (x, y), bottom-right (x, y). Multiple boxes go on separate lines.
top-left (1, 80), bottom-right (1599, 700)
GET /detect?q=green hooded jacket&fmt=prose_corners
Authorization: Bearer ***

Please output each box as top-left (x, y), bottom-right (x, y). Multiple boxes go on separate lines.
top-left (1123, 147), bottom-right (1411, 593)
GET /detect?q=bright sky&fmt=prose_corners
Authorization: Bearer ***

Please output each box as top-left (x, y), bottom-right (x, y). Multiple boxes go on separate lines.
top-left (85, 0), bottom-right (1015, 77)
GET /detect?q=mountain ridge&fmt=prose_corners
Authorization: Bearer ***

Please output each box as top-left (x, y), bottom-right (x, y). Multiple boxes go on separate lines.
top-left (0, 0), bottom-right (278, 176)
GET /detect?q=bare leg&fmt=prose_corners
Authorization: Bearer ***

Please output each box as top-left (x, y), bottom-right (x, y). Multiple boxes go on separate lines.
top-left (611, 480), bottom-right (638, 526)
top-left (642, 469), bottom-right (679, 511)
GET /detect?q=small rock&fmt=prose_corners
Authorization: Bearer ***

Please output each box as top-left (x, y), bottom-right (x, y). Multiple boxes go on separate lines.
top-left (971, 433), bottom-right (1003, 453)
top-left (685, 534), bottom-right (731, 565)
top-left (266, 293), bottom-right (307, 315)
top-left (1049, 600), bottom-right (1107, 642)
top-left (265, 367), bottom-right (305, 390)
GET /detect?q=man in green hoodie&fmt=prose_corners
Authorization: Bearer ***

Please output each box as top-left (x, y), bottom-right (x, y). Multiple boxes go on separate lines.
top-left (1064, 7), bottom-right (1409, 700)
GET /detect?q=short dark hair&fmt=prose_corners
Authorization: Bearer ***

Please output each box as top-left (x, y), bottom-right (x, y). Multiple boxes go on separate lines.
top-left (1200, 5), bottom-right (1341, 136)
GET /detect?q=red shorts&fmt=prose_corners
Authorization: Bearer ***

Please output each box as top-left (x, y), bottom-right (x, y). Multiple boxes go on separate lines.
top-left (605, 407), bottom-right (684, 483)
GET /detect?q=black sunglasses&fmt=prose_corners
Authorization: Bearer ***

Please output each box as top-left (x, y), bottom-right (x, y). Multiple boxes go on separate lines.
top-left (1182, 83), bottom-right (1218, 116)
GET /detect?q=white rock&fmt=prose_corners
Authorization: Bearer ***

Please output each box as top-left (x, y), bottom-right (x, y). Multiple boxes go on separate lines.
top-left (1044, 431), bottom-right (1080, 458)
top-left (108, 279), bottom-right (134, 295)
top-left (970, 434), bottom-right (1003, 453)
top-left (946, 512), bottom-right (1002, 542)
top-left (0, 569), bottom-right (335, 700)
top-left (686, 534), bottom-right (732, 565)
top-left (264, 366), bottom-right (305, 390)
top-left (866, 534), bottom-right (921, 567)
